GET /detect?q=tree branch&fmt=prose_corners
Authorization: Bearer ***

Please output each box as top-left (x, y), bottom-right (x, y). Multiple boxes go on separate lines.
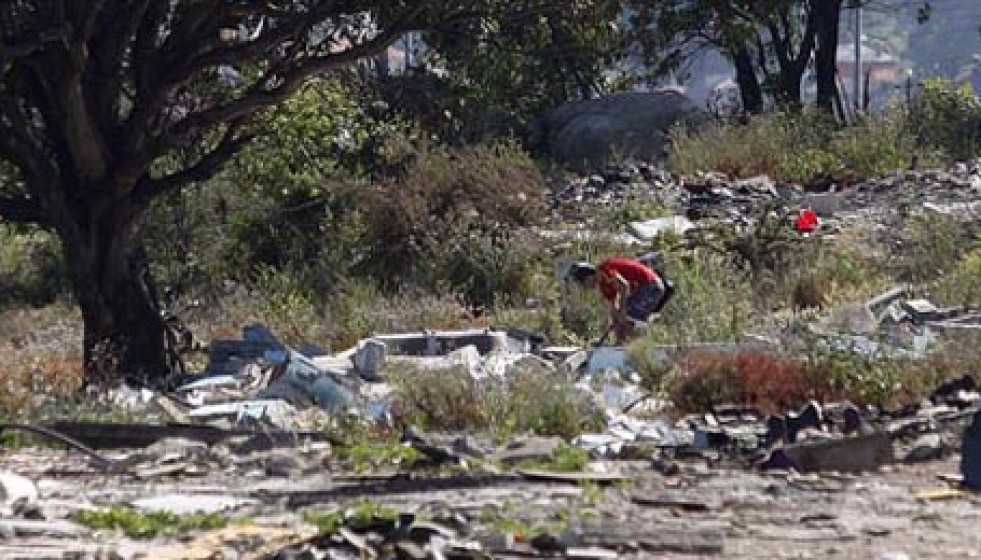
top-left (0, 26), bottom-right (69, 63)
top-left (136, 121), bottom-right (252, 201)
top-left (163, 17), bottom-right (415, 144)
top-left (0, 193), bottom-right (46, 225)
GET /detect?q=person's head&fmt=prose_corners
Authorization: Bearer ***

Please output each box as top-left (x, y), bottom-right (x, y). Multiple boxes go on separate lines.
top-left (568, 262), bottom-right (598, 289)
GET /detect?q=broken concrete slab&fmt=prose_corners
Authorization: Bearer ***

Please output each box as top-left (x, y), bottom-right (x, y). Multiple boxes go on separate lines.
top-left (569, 519), bottom-right (725, 555)
top-left (188, 399), bottom-right (298, 430)
top-left (46, 421), bottom-right (334, 450)
top-left (257, 350), bottom-right (356, 413)
top-left (767, 432), bottom-right (893, 473)
top-left (367, 329), bottom-right (512, 356)
top-left (493, 437), bottom-right (563, 466)
top-left (0, 519), bottom-right (87, 538)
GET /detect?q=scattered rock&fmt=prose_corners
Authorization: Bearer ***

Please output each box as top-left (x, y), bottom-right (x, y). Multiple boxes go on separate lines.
top-left (493, 436), bottom-right (563, 466)
top-left (765, 431), bottom-right (894, 473)
top-left (903, 433), bottom-right (944, 463)
top-left (536, 90), bottom-right (710, 167)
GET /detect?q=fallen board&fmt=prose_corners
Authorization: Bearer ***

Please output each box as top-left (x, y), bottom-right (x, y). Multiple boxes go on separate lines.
top-left (515, 469), bottom-right (628, 485)
top-left (46, 421), bottom-right (334, 449)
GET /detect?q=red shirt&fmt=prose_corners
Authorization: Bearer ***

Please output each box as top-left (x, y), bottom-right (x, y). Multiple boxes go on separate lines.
top-left (597, 257), bottom-right (658, 302)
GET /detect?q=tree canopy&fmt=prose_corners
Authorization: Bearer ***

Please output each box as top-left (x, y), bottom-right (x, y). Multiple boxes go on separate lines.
top-left (0, 0), bottom-right (575, 384)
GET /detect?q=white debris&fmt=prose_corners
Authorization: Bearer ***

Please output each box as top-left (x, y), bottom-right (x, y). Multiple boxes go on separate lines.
top-left (0, 472), bottom-right (38, 516)
top-left (629, 216), bottom-right (695, 240)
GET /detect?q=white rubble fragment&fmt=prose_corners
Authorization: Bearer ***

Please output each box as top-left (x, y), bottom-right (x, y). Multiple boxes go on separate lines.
top-left (629, 216), bottom-right (695, 240)
top-left (188, 399), bottom-right (298, 429)
top-left (131, 494), bottom-right (255, 516)
top-left (586, 347), bottom-right (629, 374)
top-left (0, 472), bottom-right (38, 515)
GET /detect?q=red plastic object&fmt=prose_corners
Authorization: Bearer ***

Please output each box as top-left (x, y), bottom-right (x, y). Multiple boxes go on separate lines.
top-left (795, 209), bottom-right (818, 233)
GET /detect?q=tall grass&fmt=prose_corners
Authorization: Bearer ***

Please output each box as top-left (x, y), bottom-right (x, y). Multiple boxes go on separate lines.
top-left (671, 108), bottom-right (921, 183)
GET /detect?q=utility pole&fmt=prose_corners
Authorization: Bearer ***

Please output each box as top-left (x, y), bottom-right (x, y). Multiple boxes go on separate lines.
top-left (853, 0), bottom-right (862, 111)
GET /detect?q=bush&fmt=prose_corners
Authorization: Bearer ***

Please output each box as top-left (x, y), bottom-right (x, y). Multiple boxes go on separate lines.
top-left (665, 346), bottom-right (949, 414)
top-left (908, 78), bottom-right (981, 161)
top-left (360, 141), bottom-right (547, 306)
top-left (642, 249), bottom-right (755, 345)
top-left (671, 108), bottom-right (921, 183)
top-left (668, 349), bottom-right (821, 414)
top-left (0, 224), bottom-right (69, 307)
top-left (390, 365), bottom-right (604, 440)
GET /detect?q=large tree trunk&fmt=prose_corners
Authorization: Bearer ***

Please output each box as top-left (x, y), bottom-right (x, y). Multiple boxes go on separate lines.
top-left (57, 193), bottom-right (169, 386)
top-left (813, 0), bottom-right (843, 114)
top-left (732, 46), bottom-right (764, 115)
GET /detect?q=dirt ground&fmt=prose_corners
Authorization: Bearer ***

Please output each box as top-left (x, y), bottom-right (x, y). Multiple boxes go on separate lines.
top-left (1, 444), bottom-right (978, 559)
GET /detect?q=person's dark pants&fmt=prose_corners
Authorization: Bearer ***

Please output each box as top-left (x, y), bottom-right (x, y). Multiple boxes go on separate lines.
top-left (625, 280), bottom-right (666, 324)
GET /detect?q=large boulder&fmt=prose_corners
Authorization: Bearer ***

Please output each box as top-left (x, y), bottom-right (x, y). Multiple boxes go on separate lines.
top-left (535, 90), bottom-right (710, 168)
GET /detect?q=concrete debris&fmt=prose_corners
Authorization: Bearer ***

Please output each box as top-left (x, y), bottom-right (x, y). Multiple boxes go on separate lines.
top-left (131, 494), bottom-right (255, 516)
top-left (903, 433), bottom-right (945, 463)
top-left (629, 215), bottom-right (695, 240)
top-left (493, 436), bottom-right (563, 466)
top-left (0, 472), bottom-right (38, 516)
top-left (764, 432), bottom-right (894, 474)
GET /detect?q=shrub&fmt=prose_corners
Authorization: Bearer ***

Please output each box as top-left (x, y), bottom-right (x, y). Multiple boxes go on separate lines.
top-left (896, 211), bottom-right (981, 288)
top-left (643, 249), bottom-right (756, 345)
top-left (390, 365), bottom-right (604, 440)
top-left (933, 248), bottom-right (981, 306)
top-left (359, 141), bottom-right (547, 306)
top-left (671, 108), bottom-right (921, 184)
top-left (0, 223), bottom-right (70, 307)
top-left (908, 78), bottom-right (981, 161)
top-left (668, 349), bottom-right (820, 414)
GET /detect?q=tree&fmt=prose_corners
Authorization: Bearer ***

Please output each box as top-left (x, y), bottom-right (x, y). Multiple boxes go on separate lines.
top-left (0, 1), bottom-right (562, 385)
top-left (422, 0), bottom-right (628, 138)
top-left (629, 0), bottom-right (844, 114)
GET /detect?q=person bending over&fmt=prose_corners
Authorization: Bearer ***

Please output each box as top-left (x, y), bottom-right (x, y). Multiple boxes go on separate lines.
top-left (569, 256), bottom-right (669, 345)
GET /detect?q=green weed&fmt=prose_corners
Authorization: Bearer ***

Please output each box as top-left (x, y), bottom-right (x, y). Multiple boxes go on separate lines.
top-left (74, 506), bottom-right (230, 539)
top-left (516, 442), bottom-right (590, 473)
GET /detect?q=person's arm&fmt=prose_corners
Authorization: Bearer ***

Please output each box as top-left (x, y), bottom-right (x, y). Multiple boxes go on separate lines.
top-left (603, 270), bottom-right (632, 320)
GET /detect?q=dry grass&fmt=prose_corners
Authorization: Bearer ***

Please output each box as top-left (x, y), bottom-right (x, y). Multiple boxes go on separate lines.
top-left (0, 304), bottom-right (84, 420)
top-left (389, 365), bottom-right (604, 440)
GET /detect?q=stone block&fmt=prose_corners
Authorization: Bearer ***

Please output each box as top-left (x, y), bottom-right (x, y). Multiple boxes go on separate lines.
top-left (777, 432), bottom-right (893, 473)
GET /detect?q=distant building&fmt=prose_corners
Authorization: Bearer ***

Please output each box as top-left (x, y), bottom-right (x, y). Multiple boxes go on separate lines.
top-left (837, 40), bottom-right (900, 91)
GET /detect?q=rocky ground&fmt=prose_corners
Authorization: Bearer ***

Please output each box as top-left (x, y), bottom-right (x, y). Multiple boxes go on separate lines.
top-left (0, 444), bottom-right (978, 559)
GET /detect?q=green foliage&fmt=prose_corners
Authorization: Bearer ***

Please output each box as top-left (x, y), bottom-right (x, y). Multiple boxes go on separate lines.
top-left (671, 109), bottom-right (921, 183)
top-left (302, 499), bottom-right (399, 535)
top-left (643, 249), bottom-right (755, 345)
top-left (516, 442), bottom-right (590, 473)
top-left (302, 509), bottom-right (345, 535)
top-left (421, 2), bottom-right (628, 141)
top-left (898, 211), bottom-right (981, 287)
top-left (360, 141), bottom-right (547, 307)
top-left (0, 224), bottom-right (69, 307)
top-left (932, 248), bottom-right (981, 307)
top-left (908, 78), bottom-right (981, 162)
top-left (74, 506), bottom-right (229, 539)
top-left (338, 439), bottom-right (425, 473)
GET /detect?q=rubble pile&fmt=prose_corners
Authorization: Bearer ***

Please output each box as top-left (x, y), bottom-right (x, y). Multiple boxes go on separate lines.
top-left (6, 163), bottom-right (981, 557)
